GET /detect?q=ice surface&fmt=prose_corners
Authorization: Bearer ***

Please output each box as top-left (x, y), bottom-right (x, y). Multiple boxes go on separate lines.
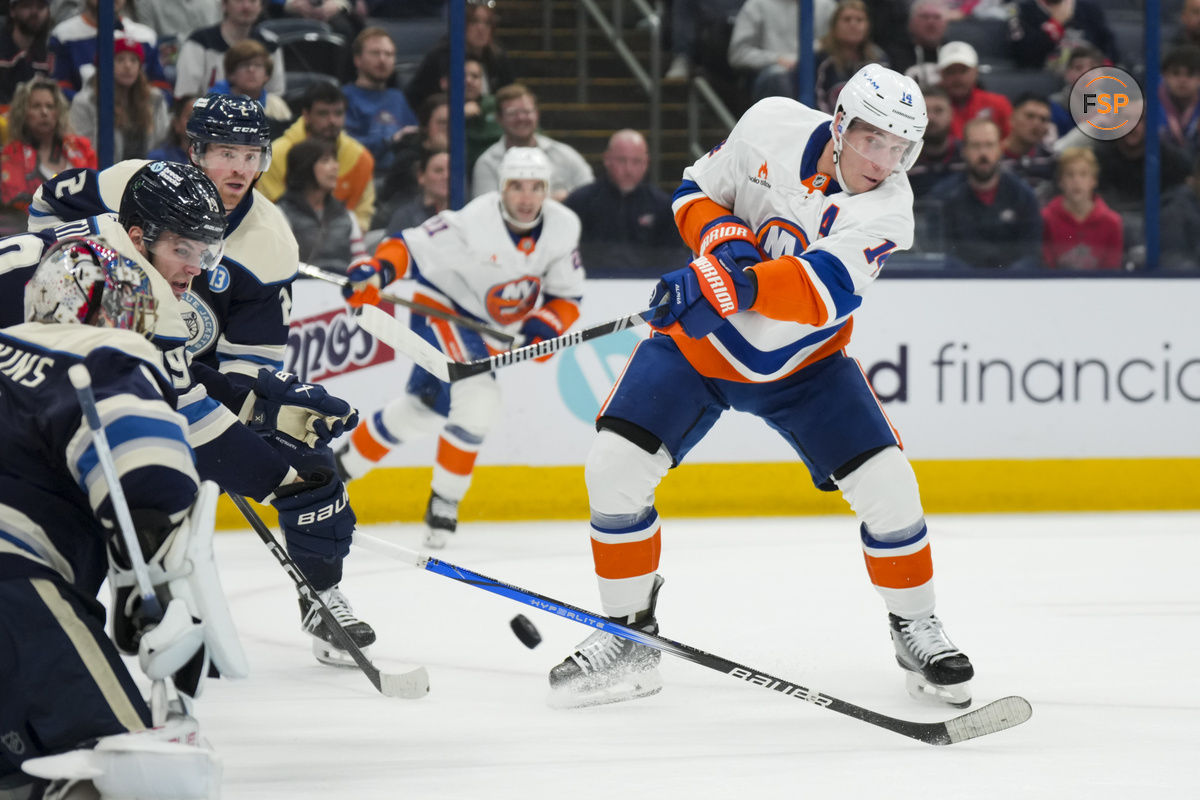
top-left (187, 511), bottom-right (1200, 799)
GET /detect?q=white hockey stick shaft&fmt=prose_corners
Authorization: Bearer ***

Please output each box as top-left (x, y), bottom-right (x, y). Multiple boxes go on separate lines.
top-left (68, 363), bottom-right (163, 620)
top-left (298, 262), bottom-right (515, 344)
top-left (355, 303), bottom-right (666, 383)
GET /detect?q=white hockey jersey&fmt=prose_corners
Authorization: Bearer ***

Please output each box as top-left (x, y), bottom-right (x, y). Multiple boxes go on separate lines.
top-left (395, 192), bottom-right (585, 334)
top-left (671, 96), bottom-right (915, 383)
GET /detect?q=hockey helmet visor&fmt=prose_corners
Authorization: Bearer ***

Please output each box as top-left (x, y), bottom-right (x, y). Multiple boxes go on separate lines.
top-left (187, 93), bottom-right (273, 173)
top-left (120, 161), bottom-right (227, 270)
top-left (835, 64), bottom-right (927, 172)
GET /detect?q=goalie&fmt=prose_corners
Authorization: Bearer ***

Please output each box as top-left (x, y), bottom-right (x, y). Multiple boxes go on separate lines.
top-left (0, 240), bottom-right (244, 800)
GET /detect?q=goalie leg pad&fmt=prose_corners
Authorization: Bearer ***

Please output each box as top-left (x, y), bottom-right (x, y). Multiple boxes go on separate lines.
top-left (23, 718), bottom-right (220, 800)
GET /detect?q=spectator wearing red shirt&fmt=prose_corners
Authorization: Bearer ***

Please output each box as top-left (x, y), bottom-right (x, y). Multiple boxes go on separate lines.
top-left (0, 76), bottom-right (96, 229)
top-left (1041, 147), bottom-right (1123, 270)
top-left (937, 41), bottom-right (1012, 139)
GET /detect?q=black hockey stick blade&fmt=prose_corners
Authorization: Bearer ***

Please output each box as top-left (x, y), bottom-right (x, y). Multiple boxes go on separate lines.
top-left (355, 303), bottom-right (666, 383)
top-left (228, 494), bottom-right (429, 699)
top-left (354, 534), bottom-right (1030, 744)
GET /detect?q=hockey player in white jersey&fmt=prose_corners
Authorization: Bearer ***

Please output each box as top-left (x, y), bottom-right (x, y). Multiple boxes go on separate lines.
top-left (548, 65), bottom-right (976, 710)
top-left (1, 238), bottom-right (240, 800)
top-left (26, 96), bottom-right (376, 666)
top-left (335, 147), bottom-right (585, 548)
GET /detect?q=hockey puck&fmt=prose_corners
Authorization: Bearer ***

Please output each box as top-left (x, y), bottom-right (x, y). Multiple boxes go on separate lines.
top-left (510, 614), bottom-right (542, 649)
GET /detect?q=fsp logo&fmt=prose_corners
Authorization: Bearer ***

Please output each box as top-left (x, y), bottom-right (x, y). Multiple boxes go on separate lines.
top-left (1069, 67), bottom-right (1143, 141)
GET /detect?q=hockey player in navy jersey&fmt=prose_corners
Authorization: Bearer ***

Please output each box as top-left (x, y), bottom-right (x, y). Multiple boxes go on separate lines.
top-left (0, 238), bottom-right (236, 800)
top-left (548, 65), bottom-right (976, 710)
top-left (25, 95), bottom-right (378, 666)
top-left (333, 147), bottom-right (585, 549)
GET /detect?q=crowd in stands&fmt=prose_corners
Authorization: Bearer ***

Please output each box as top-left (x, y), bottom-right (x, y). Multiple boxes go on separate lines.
top-left (0, 0), bottom-right (1198, 273)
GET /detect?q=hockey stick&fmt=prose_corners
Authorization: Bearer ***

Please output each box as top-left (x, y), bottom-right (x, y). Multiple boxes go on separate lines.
top-left (68, 364), bottom-right (163, 621)
top-left (226, 493), bottom-right (429, 699)
top-left (298, 261), bottom-right (515, 344)
top-left (355, 303), bottom-right (666, 383)
top-left (355, 533), bottom-right (1031, 745)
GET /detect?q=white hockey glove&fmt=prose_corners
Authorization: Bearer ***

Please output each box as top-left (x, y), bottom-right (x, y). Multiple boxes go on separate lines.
top-left (239, 368), bottom-right (359, 448)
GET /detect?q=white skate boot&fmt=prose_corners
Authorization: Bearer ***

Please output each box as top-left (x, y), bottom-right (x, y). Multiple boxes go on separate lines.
top-left (547, 576), bottom-right (664, 709)
top-left (889, 613), bottom-right (974, 708)
top-left (299, 585), bottom-right (377, 666)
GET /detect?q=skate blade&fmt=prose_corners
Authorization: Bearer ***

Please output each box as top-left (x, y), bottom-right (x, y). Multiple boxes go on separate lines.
top-left (546, 671), bottom-right (663, 710)
top-left (312, 637), bottom-right (373, 668)
top-left (905, 671), bottom-right (972, 708)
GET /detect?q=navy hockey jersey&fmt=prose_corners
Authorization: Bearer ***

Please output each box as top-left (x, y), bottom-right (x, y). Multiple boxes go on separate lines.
top-left (0, 324), bottom-right (197, 593)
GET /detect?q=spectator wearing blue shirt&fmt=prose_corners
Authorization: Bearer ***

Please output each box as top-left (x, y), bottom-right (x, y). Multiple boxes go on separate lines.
top-left (342, 26), bottom-right (418, 173)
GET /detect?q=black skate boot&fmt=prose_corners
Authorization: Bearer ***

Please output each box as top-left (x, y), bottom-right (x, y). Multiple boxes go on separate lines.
top-left (889, 613), bottom-right (974, 708)
top-left (300, 585), bottom-right (377, 667)
top-left (423, 491), bottom-right (458, 549)
top-left (548, 576), bottom-right (665, 709)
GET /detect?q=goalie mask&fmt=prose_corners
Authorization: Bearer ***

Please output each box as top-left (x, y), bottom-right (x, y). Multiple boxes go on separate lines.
top-left (24, 236), bottom-right (159, 337)
top-left (498, 146), bottom-right (551, 231)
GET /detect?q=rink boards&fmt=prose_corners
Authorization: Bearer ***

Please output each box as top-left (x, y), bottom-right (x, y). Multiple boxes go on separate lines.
top-left (217, 276), bottom-right (1200, 526)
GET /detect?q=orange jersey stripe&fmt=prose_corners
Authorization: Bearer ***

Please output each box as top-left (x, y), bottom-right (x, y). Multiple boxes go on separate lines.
top-left (436, 436), bottom-right (479, 477)
top-left (351, 424), bottom-right (391, 462)
top-left (374, 237), bottom-right (412, 278)
top-left (667, 323), bottom-right (853, 383)
top-left (863, 543), bottom-right (934, 590)
top-left (748, 256), bottom-right (829, 325)
top-left (674, 196), bottom-right (734, 253)
top-left (591, 530), bottom-right (662, 580)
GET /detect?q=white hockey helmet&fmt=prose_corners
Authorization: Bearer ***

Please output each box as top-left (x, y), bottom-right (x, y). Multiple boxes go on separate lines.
top-left (25, 237), bottom-right (159, 337)
top-left (834, 64), bottom-right (927, 173)
top-left (498, 146), bottom-right (552, 230)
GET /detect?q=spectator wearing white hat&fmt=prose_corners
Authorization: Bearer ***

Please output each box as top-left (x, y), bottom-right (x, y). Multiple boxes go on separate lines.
top-left (937, 40), bottom-right (1012, 139)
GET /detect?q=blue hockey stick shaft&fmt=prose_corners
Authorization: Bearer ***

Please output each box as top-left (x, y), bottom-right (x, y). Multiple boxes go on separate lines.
top-left (355, 533), bottom-right (1031, 745)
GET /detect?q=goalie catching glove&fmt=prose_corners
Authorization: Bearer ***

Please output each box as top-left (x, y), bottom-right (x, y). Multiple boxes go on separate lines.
top-left (650, 224), bottom-right (761, 339)
top-left (240, 368), bottom-right (359, 448)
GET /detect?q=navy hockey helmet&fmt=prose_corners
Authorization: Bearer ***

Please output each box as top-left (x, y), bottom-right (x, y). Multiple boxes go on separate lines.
top-left (25, 237), bottom-right (159, 337)
top-left (186, 93), bottom-right (273, 173)
top-left (119, 161), bottom-right (227, 270)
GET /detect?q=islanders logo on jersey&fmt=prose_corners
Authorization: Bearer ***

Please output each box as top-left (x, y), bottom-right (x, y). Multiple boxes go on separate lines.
top-left (485, 276), bottom-right (541, 325)
top-left (179, 291), bottom-right (219, 356)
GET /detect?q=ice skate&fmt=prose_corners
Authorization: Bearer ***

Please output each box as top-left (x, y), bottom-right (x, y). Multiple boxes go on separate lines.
top-left (889, 613), bottom-right (974, 708)
top-left (548, 576), bottom-right (664, 709)
top-left (299, 585), bottom-right (376, 666)
top-left (423, 491), bottom-right (458, 549)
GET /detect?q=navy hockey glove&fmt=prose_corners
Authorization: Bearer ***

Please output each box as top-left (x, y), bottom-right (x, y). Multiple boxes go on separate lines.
top-left (649, 249), bottom-right (758, 339)
top-left (271, 467), bottom-right (356, 561)
top-left (242, 369), bottom-right (359, 448)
